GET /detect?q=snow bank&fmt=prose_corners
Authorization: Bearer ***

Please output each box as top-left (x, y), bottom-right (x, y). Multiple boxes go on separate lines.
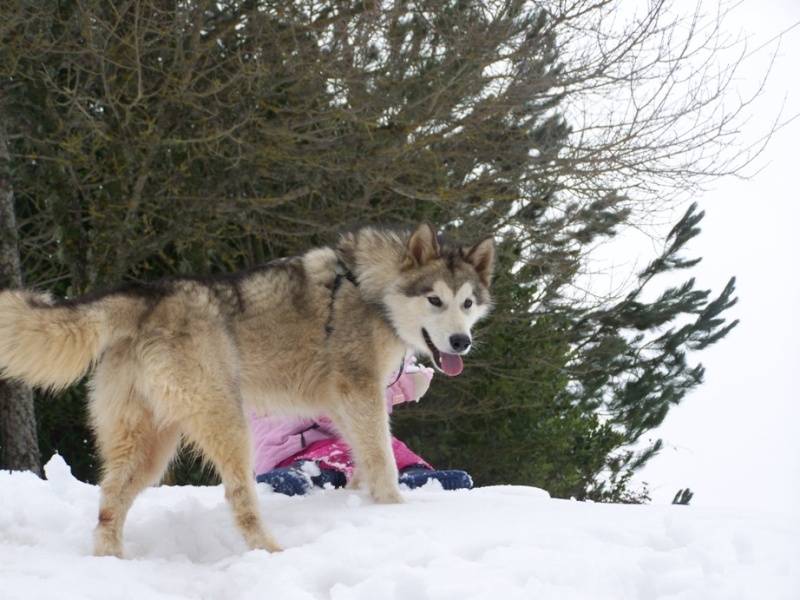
top-left (0, 455), bottom-right (797, 599)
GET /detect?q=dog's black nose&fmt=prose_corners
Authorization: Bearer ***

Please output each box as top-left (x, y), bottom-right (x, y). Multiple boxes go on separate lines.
top-left (449, 334), bottom-right (472, 353)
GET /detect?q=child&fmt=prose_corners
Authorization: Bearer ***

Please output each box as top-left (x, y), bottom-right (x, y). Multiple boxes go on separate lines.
top-left (250, 358), bottom-right (472, 496)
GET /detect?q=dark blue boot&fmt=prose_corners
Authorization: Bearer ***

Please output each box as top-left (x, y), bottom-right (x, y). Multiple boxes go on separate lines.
top-left (399, 467), bottom-right (473, 491)
top-left (257, 462), bottom-right (347, 496)
top-left (256, 465), bottom-right (311, 496)
top-left (310, 467), bottom-right (347, 490)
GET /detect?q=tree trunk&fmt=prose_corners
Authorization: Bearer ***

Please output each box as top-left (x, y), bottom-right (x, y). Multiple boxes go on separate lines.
top-left (0, 123), bottom-right (42, 476)
top-left (0, 381), bottom-right (43, 476)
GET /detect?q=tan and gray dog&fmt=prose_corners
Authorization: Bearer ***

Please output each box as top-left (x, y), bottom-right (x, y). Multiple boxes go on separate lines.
top-left (0, 222), bottom-right (494, 557)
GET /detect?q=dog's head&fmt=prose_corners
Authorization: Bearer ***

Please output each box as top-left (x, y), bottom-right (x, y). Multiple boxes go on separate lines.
top-left (387, 222), bottom-right (495, 376)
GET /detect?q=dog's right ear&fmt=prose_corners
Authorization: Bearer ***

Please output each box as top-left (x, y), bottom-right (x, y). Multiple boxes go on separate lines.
top-left (403, 222), bottom-right (440, 269)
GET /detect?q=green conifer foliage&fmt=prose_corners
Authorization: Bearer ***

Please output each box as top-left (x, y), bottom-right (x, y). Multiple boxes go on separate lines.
top-left (1, 2), bottom-right (741, 497)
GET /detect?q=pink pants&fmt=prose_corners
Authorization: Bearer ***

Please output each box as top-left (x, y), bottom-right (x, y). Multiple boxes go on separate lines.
top-left (277, 437), bottom-right (432, 480)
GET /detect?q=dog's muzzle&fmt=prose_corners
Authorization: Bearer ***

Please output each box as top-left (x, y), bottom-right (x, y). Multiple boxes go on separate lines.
top-left (422, 329), bottom-right (466, 376)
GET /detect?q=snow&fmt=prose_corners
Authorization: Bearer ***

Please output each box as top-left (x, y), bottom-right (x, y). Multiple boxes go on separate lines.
top-left (1, 455), bottom-right (797, 600)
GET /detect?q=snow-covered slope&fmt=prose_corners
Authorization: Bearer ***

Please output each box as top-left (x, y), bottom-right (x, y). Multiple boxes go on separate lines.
top-left (0, 455), bottom-right (796, 599)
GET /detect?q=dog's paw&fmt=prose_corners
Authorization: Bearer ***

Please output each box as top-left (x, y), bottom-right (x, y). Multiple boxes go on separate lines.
top-left (258, 539), bottom-right (284, 553)
top-left (371, 486), bottom-right (406, 505)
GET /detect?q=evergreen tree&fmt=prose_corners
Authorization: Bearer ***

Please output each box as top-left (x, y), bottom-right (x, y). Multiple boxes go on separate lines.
top-left (1, 1), bottom-right (745, 496)
top-left (672, 488), bottom-right (694, 506)
top-left (562, 204), bottom-right (737, 499)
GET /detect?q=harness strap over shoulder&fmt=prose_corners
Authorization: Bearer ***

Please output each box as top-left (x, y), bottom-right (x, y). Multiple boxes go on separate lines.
top-left (325, 258), bottom-right (358, 337)
top-left (326, 257), bottom-right (407, 389)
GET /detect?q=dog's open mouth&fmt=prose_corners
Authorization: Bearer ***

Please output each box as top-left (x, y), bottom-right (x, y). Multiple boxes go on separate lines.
top-left (422, 328), bottom-right (464, 376)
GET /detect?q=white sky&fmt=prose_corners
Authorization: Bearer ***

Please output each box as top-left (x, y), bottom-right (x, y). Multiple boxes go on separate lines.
top-left (632, 0), bottom-right (800, 515)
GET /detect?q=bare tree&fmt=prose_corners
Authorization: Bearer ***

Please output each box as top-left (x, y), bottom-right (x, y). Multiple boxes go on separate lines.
top-left (0, 0), bottom-right (763, 492)
top-left (551, 0), bottom-right (770, 212)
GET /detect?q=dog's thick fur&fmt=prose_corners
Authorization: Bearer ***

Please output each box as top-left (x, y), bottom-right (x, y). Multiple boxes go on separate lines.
top-left (0, 222), bottom-right (494, 557)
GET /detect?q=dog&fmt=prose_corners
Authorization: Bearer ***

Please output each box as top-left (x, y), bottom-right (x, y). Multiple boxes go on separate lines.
top-left (0, 222), bottom-right (494, 557)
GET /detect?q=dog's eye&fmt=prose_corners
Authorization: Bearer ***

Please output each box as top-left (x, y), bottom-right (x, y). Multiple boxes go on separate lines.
top-left (464, 299), bottom-right (473, 309)
top-left (427, 296), bottom-right (442, 307)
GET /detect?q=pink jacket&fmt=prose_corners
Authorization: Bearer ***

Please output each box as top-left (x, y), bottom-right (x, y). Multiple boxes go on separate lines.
top-left (251, 359), bottom-right (434, 478)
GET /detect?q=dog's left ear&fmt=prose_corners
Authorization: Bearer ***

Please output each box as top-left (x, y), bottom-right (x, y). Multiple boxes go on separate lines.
top-left (404, 222), bottom-right (440, 269)
top-left (464, 235), bottom-right (495, 287)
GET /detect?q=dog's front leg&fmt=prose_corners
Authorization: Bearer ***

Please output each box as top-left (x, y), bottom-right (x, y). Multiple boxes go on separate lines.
top-left (330, 386), bottom-right (404, 505)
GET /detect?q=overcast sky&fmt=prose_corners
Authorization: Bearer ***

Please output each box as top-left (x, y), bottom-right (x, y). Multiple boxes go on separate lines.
top-left (632, 0), bottom-right (800, 515)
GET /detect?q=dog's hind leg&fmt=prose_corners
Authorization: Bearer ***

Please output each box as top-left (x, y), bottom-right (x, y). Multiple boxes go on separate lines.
top-left (90, 394), bottom-right (182, 558)
top-left (135, 322), bottom-right (282, 554)
top-left (182, 403), bottom-right (283, 553)
top-left (89, 342), bottom-right (183, 558)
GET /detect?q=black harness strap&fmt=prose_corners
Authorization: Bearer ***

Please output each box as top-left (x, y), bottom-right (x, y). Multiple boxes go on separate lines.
top-left (337, 259), bottom-right (359, 287)
top-left (386, 353), bottom-right (406, 388)
top-left (325, 259), bottom-right (358, 336)
top-left (326, 257), bottom-right (407, 389)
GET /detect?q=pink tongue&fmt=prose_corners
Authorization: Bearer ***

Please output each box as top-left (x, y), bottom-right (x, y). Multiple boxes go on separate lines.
top-left (440, 353), bottom-right (464, 376)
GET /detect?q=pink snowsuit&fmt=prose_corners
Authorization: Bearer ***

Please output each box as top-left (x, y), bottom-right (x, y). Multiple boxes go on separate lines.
top-left (250, 359), bottom-right (434, 480)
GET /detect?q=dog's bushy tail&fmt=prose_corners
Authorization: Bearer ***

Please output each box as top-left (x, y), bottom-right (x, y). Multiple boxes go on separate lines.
top-left (0, 290), bottom-right (120, 391)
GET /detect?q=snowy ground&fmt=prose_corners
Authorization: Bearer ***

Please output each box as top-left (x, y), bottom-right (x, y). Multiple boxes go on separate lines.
top-left (1, 455), bottom-right (797, 600)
